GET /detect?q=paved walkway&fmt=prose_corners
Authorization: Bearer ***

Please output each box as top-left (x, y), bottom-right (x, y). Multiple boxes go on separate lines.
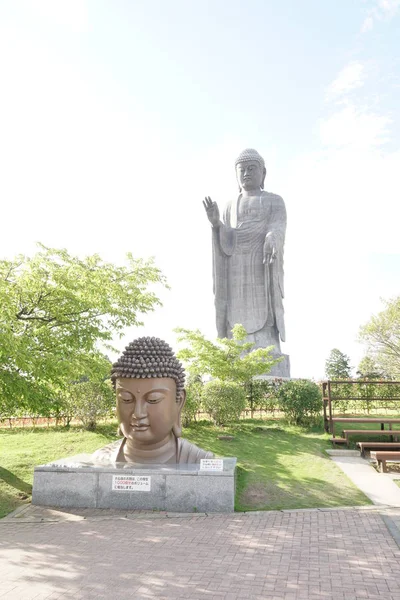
top-left (1, 506), bottom-right (400, 599)
top-left (327, 452), bottom-right (400, 506)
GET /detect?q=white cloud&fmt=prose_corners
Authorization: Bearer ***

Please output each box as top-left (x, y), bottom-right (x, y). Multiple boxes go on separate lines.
top-left (327, 61), bottom-right (366, 99)
top-left (278, 99), bottom-right (400, 378)
top-left (319, 105), bottom-right (392, 148)
top-left (361, 15), bottom-right (374, 32)
top-left (379, 0), bottom-right (400, 17)
top-left (295, 51), bottom-right (400, 377)
top-left (361, 0), bottom-right (400, 33)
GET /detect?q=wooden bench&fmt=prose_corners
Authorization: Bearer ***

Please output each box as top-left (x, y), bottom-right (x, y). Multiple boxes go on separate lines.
top-left (357, 442), bottom-right (400, 457)
top-left (370, 451), bottom-right (400, 473)
top-left (329, 419), bottom-right (400, 441)
top-left (330, 437), bottom-right (347, 445)
top-left (332, 417), bottom-right (400, 430)
top-left (342, 429), bottom-right (400, 447)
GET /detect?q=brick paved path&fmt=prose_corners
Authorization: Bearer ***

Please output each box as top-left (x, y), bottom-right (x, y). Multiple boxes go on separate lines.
top-left (1, 508), bottom-right (400, 599)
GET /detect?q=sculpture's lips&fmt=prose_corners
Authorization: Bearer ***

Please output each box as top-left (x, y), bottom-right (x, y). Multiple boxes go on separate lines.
top-left (131, 424), bottom-right (149, 430)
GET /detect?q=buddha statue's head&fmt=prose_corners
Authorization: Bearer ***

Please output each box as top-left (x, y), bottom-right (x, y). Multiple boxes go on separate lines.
top-left (235, 148), bottom-right (266, 192)
top-left (111, 337), bottom-right (186, 446)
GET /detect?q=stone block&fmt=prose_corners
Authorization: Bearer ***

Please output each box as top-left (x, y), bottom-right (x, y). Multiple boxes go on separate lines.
top-left (97, 471), bottom-right (166, 510)
top-left (165, 473), bottom-right (235, 513)
top-left (196, 474), bottom-right (235, 513)
top-left (268, 354), bottom-right (290, 378)
top-left (165, 475), bottom-right (198, 512)
top-left (32, 469), bottom-right (98, 508)
top-left (32, 456), bottom-right (237, 513)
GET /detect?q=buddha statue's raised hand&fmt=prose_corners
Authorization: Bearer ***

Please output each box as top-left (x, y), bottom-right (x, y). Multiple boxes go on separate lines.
top-left (203, 196), bottom-right (220, 228)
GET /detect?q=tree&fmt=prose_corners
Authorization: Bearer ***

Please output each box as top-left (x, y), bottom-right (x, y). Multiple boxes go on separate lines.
top-left (202, 380), bottom-right (246, 425)
top-left (277, 379), bottom-right (322, 425)
top-left (0, 244), bottom-right (166, 415)
top-left (325, 348), bottom-right (352, 380)
top-left (356, 356), bottom-right (385, 379)
top-left (359, 297), bottom-right (400, 378)
top-left (175, 324), bottom-right (280, 384)
top-left (64, 379), bottom-right (114, 431)
top-left (182, 374), bottom-right (203, 427)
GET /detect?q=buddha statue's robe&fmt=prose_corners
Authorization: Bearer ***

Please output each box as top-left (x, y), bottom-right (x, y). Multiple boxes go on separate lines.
top-left (92, 437), bottom-right (214, 465)
top-left (212, 191), bottom-right (286, 350)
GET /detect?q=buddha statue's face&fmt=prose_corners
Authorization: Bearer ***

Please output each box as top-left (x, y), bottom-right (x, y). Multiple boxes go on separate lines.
top-left (236, 160), bottom-right (265, 192)
top-left (116, 377), bottom-right (185, 446)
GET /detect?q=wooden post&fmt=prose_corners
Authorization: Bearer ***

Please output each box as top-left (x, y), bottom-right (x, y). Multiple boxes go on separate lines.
top-left (327, 380), bottom-right (333, 436)
top-left (322, 382), bottom-right (328, 432)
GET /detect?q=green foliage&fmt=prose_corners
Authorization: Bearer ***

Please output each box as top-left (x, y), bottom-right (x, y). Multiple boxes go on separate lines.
top-left (64, 380), bottom-right (114, 431)
top-left (182, 375), bottom-right (203, 427)
top-left (202, 380), bottom-right (246, 425)
top-left (175, 324), bottom-right (279, 384)
top-left (244, 379), bottom-right (282, 415)
top-left (356, 356), bottom-right (385, 379)
top-left (0, 244), bottom-right (166, 416)
top-left (328, 379), bottom-right (400, 415)
top-left (325, 348), bottom-right (352, 380)
top-left (359, 297), bottom-right (400, 379)
top-left (354, 356), bottom-right (388, 412)
top-left (277, 379), bottom-right (322, 425)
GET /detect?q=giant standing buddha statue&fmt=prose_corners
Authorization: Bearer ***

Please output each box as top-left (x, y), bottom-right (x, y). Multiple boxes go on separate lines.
top-left (203, 148), bottom-right (290, 377)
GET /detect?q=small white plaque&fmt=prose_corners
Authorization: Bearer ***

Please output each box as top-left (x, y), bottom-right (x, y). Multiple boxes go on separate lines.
top-left (112, 475), bottom-right (151, 491)
top-left (200, 459), bottom-right (224, 471)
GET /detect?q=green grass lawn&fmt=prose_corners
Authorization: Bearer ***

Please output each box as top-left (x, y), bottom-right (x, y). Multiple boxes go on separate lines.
top-left (0, 419), bottom-right (370, 518)
top-left (185, 420), bottom-right (369, 511)
top-left (0, 423), bottom-right (119, 519)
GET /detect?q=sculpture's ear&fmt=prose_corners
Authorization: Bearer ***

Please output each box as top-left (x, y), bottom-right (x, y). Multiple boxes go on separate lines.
top-left (235, 166), bottom-right (242, 192)
top-left (261, 167), bottom-right (266, 190)
top-left (180, 388), bottom-right (187, 408)
top-left (172, 390), bottom-right (186, 438)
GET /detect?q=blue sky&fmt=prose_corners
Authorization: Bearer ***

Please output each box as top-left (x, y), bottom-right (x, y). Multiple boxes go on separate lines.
top-left (0, 0), bottom-right (399, 378)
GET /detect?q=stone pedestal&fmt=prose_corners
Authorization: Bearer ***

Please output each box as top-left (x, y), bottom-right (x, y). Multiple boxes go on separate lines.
top-left (32, 455), bottom-right (237, 513)
top-left (269, 353), bottom-right (290, 378)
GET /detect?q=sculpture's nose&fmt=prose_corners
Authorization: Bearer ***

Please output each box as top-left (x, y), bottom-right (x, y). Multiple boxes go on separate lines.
top-left (132, 398), bottom-right (147, 421)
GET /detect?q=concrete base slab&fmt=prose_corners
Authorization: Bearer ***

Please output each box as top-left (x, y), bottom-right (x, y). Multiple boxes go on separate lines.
top-left (32, 455), bottom-right (236, 513)
top-left (269, 354), bottom-right (290, 378)
top-left (326, 449), bottom-right (360, 457)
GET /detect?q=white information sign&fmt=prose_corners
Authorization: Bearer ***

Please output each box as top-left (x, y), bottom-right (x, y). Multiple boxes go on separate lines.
top-left (112, 475), bottom-right (151, 491)
top-left (200, 459), bottom-right (224, 471)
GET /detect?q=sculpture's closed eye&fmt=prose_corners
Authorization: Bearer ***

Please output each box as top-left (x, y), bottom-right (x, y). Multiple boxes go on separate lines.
top-left (146, 393), bottom-right (164, 404)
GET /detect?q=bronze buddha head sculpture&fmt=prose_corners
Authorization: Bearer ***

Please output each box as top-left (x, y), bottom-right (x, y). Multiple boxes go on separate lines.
top-left (111, 337), bottom-right (186, 446)
top-left (91, 337), bottom-right (213, 464)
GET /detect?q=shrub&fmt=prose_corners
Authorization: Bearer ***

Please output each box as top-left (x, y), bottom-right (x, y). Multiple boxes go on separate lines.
top-left (202, 380), bottom-right (246, 425)
top-left (65, 380), bottom-right (114, 430)
top-left (277, 379), bottom-right (322, 425)
top-left (182, 375), bottom-right (203, 427)
top-left (245, 378), bottom-right (283, 415)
